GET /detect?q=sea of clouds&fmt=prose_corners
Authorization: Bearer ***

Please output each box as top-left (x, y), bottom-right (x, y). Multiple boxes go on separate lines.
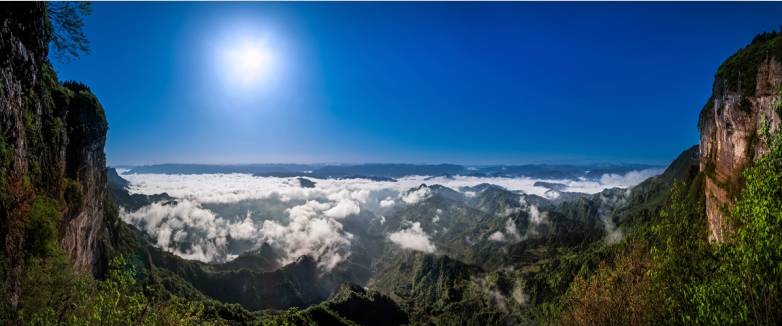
top-left (118, 168), bottom-right (661, 269)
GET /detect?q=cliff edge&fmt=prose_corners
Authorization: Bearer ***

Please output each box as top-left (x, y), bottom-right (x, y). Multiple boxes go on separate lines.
top-left (699, 31), bottom-right (782, 241)
top-left (1, 3), bottom-right (111, 307)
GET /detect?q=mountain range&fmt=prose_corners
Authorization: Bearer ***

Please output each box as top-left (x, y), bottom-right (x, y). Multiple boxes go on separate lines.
top-left (124, 162), bottom-right (661, 181)
top-left (2, 4), bottom-right (781, 325)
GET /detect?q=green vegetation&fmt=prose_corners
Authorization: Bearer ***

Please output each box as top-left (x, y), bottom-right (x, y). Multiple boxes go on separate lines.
top-left (4, 4), bottom-right (782, 325)
top-left (63, 178), bottom-right (83, 214)
top-left (0, 135), bottom-right (11, 204)
top-left (717, 29), bottom-right (782, 105)
top-left (46, 2), bottom-right (91, 60)
top-left (264, 283), bottom-right (408, 326)
top-left (558, 131), bottom-right (782, 325)
top-left (24, 196), bottom-right (62, 258)
top-left (687, 132), bottom-right (782, 325)
top-left (775, 84), bottom-right (782, 117)
top-left (17, 254), bottom-right (218, 325)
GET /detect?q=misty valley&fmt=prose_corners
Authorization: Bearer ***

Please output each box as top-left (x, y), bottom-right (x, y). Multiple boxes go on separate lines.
top-left (100, 159), bottom-right (686, 322)
top-left (3, 2), bottom-right (782, 325)
top-left (114, 164), bottom-right (659, 263)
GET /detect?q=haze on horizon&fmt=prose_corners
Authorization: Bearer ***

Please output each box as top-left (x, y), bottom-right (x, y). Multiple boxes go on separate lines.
top-left (51, 2), bottom-right (782, 166)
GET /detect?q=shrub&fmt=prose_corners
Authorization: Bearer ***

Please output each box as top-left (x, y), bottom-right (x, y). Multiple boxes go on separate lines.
top-left (46, 2), bottom-right (91, 60)
top-left (19, 255), bottom-right (221, 325)
top-left (63, 178), bottom-right (83, 214)
top-left (24, 196), bottom-right (61, 257)
top-left (687, 133), bottom-right (782, 325)
top-left (559, 242), bottom-right (657, 326)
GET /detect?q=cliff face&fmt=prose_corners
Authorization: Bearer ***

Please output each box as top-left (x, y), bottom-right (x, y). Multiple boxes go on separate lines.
top-left (699, 33), bottom-right (782, 242)
top-left (1, 2), bottom-right (111, 304)
top-left (60, 81), bottom-right (110, 275)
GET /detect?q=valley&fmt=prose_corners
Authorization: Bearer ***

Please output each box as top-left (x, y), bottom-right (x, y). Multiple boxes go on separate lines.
top-left (2, 2), bottom-right (782, 325)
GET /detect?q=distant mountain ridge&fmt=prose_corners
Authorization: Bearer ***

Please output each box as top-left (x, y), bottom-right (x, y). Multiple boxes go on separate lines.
top-left (125, 163), bottom-right (318, 175)
top-left (125, 162), bottom-right (662, 180)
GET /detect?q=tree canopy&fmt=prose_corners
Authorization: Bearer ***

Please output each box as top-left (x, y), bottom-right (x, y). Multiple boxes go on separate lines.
top-left (47, 2), bottom-right (91, 60)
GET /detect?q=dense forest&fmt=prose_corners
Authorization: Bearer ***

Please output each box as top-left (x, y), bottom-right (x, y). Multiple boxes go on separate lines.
top-left (1, 3), bottom-right (781, 325)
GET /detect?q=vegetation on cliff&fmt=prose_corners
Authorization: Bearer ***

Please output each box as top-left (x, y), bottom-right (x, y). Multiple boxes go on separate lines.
top-left (715, 28), bottom-right (782, 114)
top-left (0, 4), bottom-right (227, 325)
top-left (3, 3), bottom-right (782, 326)
top-left (559, 114), bottom-right (782, 326)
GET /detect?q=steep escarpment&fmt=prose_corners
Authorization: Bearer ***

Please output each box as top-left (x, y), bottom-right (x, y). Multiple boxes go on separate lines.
top-left (1, 2), bottom-right (111, 309)
top-left (699, 31), bottom-right (782, 241)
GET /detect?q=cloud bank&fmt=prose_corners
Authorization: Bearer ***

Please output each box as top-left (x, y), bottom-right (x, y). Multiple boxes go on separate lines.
top-left (387, 222), bottom-right (437, 253)
top-left (118, 168), bottom-right (658, 268)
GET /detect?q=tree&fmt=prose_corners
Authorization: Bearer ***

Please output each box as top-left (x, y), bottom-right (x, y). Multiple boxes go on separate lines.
top-left (47, 2), bottom-right (91, 60)
top-left (687, 132), bottom-right (782, 325)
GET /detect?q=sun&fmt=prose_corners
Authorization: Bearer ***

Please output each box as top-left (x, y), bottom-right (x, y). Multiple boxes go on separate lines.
top-left (221, 40), bottom-right (275, 88)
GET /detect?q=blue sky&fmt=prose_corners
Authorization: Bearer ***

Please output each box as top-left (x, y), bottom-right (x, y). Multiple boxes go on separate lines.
top-left (53, 2), bottom-right (782, 166)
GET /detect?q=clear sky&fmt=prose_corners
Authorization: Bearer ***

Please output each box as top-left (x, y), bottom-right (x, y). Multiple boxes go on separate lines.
top-left (52, 2), bottom-right (782, 166)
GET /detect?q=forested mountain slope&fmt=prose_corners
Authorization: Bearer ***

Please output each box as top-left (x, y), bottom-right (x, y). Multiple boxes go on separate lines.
top-left (2, 3), bottom-right (781, 325)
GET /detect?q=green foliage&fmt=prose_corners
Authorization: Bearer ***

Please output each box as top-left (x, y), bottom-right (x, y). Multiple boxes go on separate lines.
top-left (687, 133), bottom-right (782, 325)
top-left (24, 196), bottom-right (61, 257)
top-left (19, 249), bottom-right (93, 325)
top-left (648, 175), bottom-right (715, 324)
top-left (64, 82), bottom-right (109, 140)
top-left (555, 168), bottom-right (711, 325)
top-left (717, 29), bottom-right (782, 102)
top-left (46, 2), bottom-right (91, 60)
top-left (89, 256), bottom-right (156, 324)
top-left (63, 178), bottom-right (83, 214)
top-left (23, 109), bottom-right (40, 155)
top-left (758, 115), bottom-right (771, 144)
top-left (62, 80), bottom-right (92, 93)
top-left (370, 253), bottom-right (520, 325)
top-left (559, 242), bottom-right (657, 325)
top-left (774, 84), bottom-right (782, 117)
top-left (18, 255), bottom-right (223, 326)
top-left (560, 132), bottom-right (782, 325)
top-left (0, 135), bottom-right (11, 204)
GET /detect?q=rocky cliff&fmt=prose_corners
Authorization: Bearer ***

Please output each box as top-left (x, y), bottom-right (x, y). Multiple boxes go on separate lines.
top-left (1, 3), bottom-right (111, 307)
top-left (699, 31), bottom-right (782, 241)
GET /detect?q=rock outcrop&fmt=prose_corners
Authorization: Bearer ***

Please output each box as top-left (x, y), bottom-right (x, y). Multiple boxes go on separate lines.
top-left (698, 32), bottom-right (782, 241)
top-left (1, 3), bottom-right (112, 307)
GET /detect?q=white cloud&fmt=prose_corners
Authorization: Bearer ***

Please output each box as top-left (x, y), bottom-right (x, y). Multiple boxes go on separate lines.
top-left (121, 170), bottom-right (658, 207)
top-left (120, 199), bottom-right (238, 262)
top-left (260, 200), bottom-right (354, 271)
top-left (379, 197), bottom-right (395, 208)
top-left (518, 203), bottom-right (549, 240)
top-left (388, 222), bottom-right (436, 253)
top-left (528, 204), bottom-right (546, 225)
top-left (501, 206), bottom-right (522, 217)
top-left (489, 231), bottom-right (506, 242)
top-left (323, 199), bottom-right (360, 219)
top-left (597, 189), bottom-right (631, 244)
top-left (116, 169), bottom-right (658, 267)
top-left (401, 186), bottom-right (431, 204)
top-left (505, 218), bottom-right (521, 242)
top-left (599, 169), bottom-right (662, 187)
top-left (229, 214), bottom-right (260, 240)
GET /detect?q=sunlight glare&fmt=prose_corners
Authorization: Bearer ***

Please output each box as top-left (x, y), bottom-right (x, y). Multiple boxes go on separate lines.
top-left (223, 40), bottom-right (274, 88)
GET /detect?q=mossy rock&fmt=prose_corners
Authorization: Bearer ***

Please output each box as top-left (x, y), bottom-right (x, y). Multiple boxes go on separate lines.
top-left (716, 31), bottom-right (782, 100)
top-left (63, 178), bottom-right (83, 214)
top-left (24, 195), bottom-right (61, 257)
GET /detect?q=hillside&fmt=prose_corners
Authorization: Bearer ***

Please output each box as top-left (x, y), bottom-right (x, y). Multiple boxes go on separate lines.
top-left (1, 3), bottom-right (113, 313)
top-left (2, 3), bottom-right (782, 325)
top-left (699, 31), bottom-right (782, 241)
